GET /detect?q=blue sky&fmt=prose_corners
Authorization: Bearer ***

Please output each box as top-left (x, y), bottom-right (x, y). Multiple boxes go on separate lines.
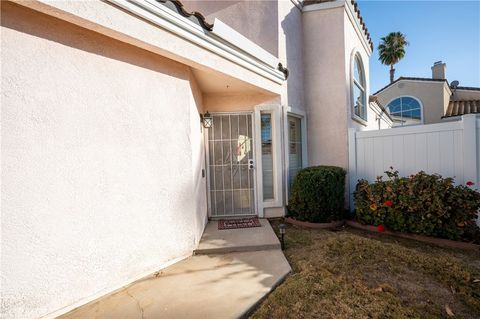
top-left (357, 0), bottom-right (480, 93)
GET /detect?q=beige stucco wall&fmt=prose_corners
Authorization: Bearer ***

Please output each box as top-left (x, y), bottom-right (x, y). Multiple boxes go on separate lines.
top-left (303, 6), bottom-right (348, 168)
top-left (1, 3), bottom-right (207, 318)
top-left (185, 0), bottom-right (278, 57)
top-left (375, 80), bottom-right (451, 124)
top-left (17, 0), bottom-right (282, 96)
top-left (303, 3), bottom-right (376, 208)
top-left (278, 0), bottom-right (305, 111)
top-left (343, 8), bottom-right (375, 131)
top-left (203, 93), bottom-right (279, 112)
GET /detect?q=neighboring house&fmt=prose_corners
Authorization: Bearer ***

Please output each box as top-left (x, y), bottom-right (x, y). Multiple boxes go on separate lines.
top-left (374, 61), bottom-right (480, 126)
top-left (2, 0), bottom-right (390, 318)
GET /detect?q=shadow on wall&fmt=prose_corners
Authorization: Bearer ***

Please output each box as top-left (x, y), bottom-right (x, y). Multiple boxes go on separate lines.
top-left (281, 5), bottom-right (305, 109)
top-left (183, 0), bottom-right (242, 17)
top-left (184, 0), bottom-right (279, 57)
top-left (1, 1), bottom-right (189, 80)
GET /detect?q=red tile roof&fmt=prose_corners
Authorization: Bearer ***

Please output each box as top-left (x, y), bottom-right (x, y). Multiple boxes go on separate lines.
top-left (443, 100), bottom-right (480, 118)
top-left (158, 0), bottom-right (213, 31)
top-left (369, 95), bottom-right (393, 121)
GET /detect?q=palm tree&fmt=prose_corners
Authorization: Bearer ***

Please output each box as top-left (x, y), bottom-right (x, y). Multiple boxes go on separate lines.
top-left (378, 32), bottom-right (409, 83)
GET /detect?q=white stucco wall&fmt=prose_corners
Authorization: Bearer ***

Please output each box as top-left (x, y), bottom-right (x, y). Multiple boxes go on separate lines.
top-left (1, 3), bottom-right (207, 318)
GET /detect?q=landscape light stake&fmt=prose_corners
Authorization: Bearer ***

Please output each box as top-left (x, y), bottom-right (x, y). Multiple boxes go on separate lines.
top-left (278, 224), bottom-right (286, 250)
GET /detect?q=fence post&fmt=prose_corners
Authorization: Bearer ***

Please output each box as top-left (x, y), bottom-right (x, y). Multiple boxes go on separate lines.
top-left (348, 128), bottom-right (357, 212)
top-left (462, 114), bottom-right (479, 226)
top-left (462, 114), bottom-right (478, 186)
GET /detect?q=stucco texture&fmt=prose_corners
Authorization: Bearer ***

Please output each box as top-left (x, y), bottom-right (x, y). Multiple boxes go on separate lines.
top-left (185, 0), bottom-right (279, 57)
top-left (1, 3), bottom-right (207, 318)
top-left (303, 7), bottom-right (349, 168)
top-left (278, 0), bottom-right (305, 111)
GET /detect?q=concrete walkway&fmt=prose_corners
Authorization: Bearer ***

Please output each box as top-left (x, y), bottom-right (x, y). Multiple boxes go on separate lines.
top-left (60, 219), bottom-right (291, 319)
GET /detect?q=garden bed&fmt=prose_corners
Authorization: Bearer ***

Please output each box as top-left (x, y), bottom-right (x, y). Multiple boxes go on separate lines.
top-left (285, 217), bottom-right (344, 229)
top-left (346, 220), bottom-right (480, 251)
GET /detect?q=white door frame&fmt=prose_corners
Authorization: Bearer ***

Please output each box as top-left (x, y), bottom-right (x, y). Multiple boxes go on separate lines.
top-left (204, 112), bottom-right (258, 218)
top-left (283, 106), bottom-right (308, 205)
top-left (254, 105), bottom-right (284, 217)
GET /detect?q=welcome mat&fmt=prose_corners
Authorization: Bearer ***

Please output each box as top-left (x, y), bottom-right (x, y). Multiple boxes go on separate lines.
top-left (218, 217), bottom-right (261, 230)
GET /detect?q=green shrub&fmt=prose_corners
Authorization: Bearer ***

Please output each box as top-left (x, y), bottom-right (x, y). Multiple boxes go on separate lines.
top-left (288, 166), bottom-right (346, 222)
top-left (355, 168), bottom-right (480, 242)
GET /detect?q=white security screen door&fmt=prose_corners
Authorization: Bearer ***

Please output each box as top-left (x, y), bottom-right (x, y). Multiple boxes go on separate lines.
top-left (207, 114), bottom-right (256, 217)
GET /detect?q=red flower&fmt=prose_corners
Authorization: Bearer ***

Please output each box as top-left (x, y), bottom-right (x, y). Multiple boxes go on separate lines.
top-left (466, 181), bottom-right (475, 186)
top-left (377, 225), bottom-right (385, 233)
top-left (384, 200), bottom-right (393, 207)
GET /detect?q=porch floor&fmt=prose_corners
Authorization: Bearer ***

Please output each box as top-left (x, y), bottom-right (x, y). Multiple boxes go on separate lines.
top-left (59, 220), bottom-right (291, 319)
top-left (195, 218), bottom-right (281, 254)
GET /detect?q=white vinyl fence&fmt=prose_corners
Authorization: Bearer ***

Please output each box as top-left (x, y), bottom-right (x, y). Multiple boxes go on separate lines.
top-left (348, 114), bottom-right (479, 224)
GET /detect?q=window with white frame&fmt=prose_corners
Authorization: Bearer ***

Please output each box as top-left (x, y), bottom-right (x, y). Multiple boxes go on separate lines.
top-left (287, 115), bottom-right (302, 195)
top-left (386, 96), bottom-right (422, 126)
top-left (261, 112), bottom-right (274, 200)
top-left (352, 54), bottom-right (367, 121)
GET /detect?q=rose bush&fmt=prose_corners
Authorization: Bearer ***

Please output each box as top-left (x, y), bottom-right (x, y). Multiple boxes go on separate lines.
top-left (355, 168), bottom-right (480, 242)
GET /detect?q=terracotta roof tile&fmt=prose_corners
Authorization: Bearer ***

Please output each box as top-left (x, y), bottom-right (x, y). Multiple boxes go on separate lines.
top-left (157, 0), bottom-right (213, 31)
top-left (369, 95), bottom-right (393, 121)
top-left (443, 100), bottom-right (480, 118)
top-left (303, 0), bottom-right (374, 50)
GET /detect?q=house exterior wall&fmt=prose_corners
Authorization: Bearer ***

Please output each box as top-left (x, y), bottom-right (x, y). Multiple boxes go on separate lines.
top-left (1, 3), bottom-right (207, 318)
top-left (344, 6), bottom-right (370, 131)
top-left (375, 81), bottom-right (451, 124)
top-left (184, 0), bottom-right (279, 57)
top-left (203, 94), bottom-right (279, 112)
top-left (303, 6), bottom-right (348, 168)
top-left (278, 0), bottom-right (305, 112)
top-left (1, 1), bottom-right (386, 317)
top-left (19, 0), bottom-right (283, 95)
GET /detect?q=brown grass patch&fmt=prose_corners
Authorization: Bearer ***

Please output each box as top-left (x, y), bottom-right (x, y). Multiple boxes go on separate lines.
top-left (251, 221), bottom-right (480, 319)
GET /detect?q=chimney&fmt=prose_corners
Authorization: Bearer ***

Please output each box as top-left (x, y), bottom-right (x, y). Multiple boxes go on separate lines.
top-left (431, 61), bottom-right (446, 80)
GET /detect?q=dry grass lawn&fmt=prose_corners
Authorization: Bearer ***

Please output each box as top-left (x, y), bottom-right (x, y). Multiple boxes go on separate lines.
top-left (252, 220), bottom-right (480, 319)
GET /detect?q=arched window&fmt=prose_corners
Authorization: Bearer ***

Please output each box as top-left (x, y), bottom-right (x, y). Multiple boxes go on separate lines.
top-left (386, 96), bottom-right (422, 126)
top-left (352, 54), bottom-right (367, 121)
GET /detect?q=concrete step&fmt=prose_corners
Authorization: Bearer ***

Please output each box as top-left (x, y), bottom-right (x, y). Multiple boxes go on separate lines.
top-left (194, 219), bottom-right (282, 255)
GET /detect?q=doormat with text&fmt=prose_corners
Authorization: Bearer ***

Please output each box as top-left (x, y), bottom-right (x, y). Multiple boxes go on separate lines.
top-left (218, 217), bottom-right (261, 230)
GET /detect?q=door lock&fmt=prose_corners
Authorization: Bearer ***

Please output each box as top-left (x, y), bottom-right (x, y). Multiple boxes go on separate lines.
top-left (249, 159), bottom-right (254, 170)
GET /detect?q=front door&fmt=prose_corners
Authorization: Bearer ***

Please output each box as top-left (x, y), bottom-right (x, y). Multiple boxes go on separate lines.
top-left (207, 113), bottom-right (256, 217)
